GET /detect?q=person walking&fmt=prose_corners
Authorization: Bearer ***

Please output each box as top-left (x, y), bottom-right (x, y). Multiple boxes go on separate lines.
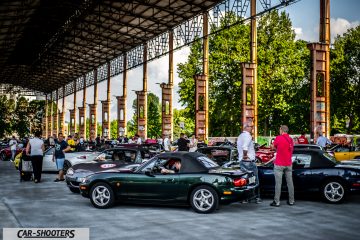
top-left (25, 131), bottom-right (45, 183)
top-left (270, 125), bottom-right (295, 207)
top-left (237, 122), bottom-right (261, 204)
top-left (53, 133), bottom-right (71, 182)
top-left (9, 136), bottom-right (18, 161)
top-left (297, 132), bottom-right (309, 144)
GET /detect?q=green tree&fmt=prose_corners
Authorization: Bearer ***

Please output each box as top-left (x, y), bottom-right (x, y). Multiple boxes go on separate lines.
top-left (0, 96), bottom-right (15, 137)
top-left (177, 11), bottom-right (310, 137)
top-left (28, 100), bottom-right (46, 135)
top-left (147, 93), bottom-right (161, 138)
top-left (13, 97), bottom-right (30, 138)
top-left (110, 120), bottom-right (118, 139)
top-left (127, 93), bottom-right (162, 138)
top-left (330, 25), bottom-right (360, 134)
top-left (173, 108), bottom-right (195, 139)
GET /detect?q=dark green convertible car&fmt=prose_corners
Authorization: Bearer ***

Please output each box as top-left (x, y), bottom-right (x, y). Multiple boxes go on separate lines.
top-left (79, 152), bottom-right (257, 213)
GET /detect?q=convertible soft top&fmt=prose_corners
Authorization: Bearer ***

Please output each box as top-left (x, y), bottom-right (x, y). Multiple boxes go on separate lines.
top-left (157, 152), bottom-right (212, 173)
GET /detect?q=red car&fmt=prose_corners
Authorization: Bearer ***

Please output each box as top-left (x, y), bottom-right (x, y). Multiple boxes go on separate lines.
top-left (255, 144), bottom-right (275, 163)
top-left (0, 147), bottom-right (23, 161)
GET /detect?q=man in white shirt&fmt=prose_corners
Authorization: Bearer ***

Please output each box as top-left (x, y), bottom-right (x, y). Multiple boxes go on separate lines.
top-left (237, 122), bottom-right (261, 203)
top-left (163, 135), bottom-right (171, 152)
top-left (9, 136), bottom-right (17, 161)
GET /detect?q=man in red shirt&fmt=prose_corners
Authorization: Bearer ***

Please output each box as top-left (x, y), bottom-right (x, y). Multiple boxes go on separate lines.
top-left (270, 125), bottom-right (295, 207)
top-left (297, 132), bottom-right (309, 144)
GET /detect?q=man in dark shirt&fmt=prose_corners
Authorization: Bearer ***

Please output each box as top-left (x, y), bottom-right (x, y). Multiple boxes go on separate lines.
top-left (52, 133), bottom-right (71, 182)
top-left (177, 133), bottom-right (190, 151)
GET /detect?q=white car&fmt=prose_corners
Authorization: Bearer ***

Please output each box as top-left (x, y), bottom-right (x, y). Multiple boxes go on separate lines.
top-left (42, 147), bottom-right (100, 172)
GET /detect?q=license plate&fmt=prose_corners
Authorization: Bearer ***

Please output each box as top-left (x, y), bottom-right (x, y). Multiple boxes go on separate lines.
top-left (248, 176), bottom-right (256, 184)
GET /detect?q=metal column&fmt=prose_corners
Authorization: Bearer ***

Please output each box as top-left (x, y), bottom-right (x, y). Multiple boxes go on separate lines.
top-left (161, 30), bottom-right (174, 140)
top-left (102, 62), bottom-right (111, 139)
top-left (117, 54), bottom-right (127, 137)
top-left (78, 76), bottom-right (86, 139)
top-left (137, 44), bottom-right (148, 140)
top-left (59, 86), bottom-right (65, 135)
top-left (89, 69), bottom-right (98, 141)
top-left (195, 12), bottom-right (209, 141)
top-left (241, 0), bottom-right (258, 140)
top-left (308, 0), bottom-right (331, 139)
top-left (54, 90), bottom-right (58, 136)
top-left (49, 92), bottom-right (53, 136)
top-left (70, 80), bottom-right (77, 135)
top-left (44, 94), bottom-right (48, 138)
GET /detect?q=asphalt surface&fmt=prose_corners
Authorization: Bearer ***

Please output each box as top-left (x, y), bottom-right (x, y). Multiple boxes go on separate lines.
top-left (1, 160), bottom-right (360, 240)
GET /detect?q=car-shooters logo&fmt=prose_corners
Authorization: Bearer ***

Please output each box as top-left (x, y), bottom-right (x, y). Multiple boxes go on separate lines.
top-left (3, 228), bottom-right (89, 240)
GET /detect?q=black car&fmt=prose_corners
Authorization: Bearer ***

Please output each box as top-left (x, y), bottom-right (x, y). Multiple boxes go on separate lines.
top-left (66, 148), bottom-right (150, 193)
top-left (258, 149), bottom-right (360, 203)
top-left (196, 146), bottom-right (238, 166)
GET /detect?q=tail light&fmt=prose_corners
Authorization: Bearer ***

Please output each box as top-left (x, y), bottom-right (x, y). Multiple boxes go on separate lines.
top-left (233, 178), bottom-right (247, 187)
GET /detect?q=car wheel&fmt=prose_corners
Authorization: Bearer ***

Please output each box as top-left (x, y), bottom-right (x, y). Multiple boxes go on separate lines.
top-left (190, 185), bottom-right (219, 214)
top-left (321, 180), bottom-right (346, 204)
top-left (90, 182), bottom-right (115, 209)
top-left (63, 161), bottom-right (71, 173)
top-left (69, 187), bottom-right (80, 194)
top-left (1, 152), bottom-right (7, 161)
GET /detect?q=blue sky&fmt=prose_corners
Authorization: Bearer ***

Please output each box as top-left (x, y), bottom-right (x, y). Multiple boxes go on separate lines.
top-left (62, 0), bottom-right (360, 124)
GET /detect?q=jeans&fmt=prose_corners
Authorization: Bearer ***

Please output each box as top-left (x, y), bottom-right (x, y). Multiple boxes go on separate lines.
top-left (240, 160), bottom-right (260, 199)
top-left (274, 165), bottom-right (295, 204)
top-left (11, 150), bottom-right (16, 160)
top-left (31, 155), bottom-right (43, 182)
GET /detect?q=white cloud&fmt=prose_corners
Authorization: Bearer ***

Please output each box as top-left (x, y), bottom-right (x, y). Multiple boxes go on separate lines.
top-left (331, 17), bottom-right (359, 42)
top-left (293, 27), bottom-right (303, 39)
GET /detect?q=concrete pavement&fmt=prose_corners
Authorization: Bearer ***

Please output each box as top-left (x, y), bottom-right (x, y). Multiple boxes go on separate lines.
top-left (1, 160), bottom-right (359, 240)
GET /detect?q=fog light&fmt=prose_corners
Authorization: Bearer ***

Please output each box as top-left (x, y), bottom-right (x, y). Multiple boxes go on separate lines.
top-left (223, 191), bottom-right (232, 195)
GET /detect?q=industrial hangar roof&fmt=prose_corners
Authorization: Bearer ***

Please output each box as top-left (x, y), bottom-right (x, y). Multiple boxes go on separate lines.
top-left (0, 0), bottom-right (222, 94)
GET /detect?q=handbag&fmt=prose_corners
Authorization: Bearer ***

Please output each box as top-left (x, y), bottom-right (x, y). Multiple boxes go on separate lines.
top-left (21, 158), bottom-right (33, 172)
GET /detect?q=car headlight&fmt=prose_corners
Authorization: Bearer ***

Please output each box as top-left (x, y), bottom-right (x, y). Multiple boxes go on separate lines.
top-left (66, 168), bottom-right (74, 176)
top-left (81, 177), bottom-right (88, 183)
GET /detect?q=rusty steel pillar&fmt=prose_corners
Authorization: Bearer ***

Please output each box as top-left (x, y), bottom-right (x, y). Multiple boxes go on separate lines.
top-left (44, 94), bottom-right (48, 138)
top-left (78, 76), bottom-right (87, 139)
top-left (69, 80), bottom-right (77, 135)
top-left (195, 13), bottom-right (209, 141)
top-left (54, 90), bottom-right (59, 136)
top-left (117, 55), bottom-right (127, 137)
top-left (59, 86), bottom-right (66, 135)
top-left (101, 62), bottom-right (111, 138)
top-left (161, 30), bottom-right (174, 140)
top-left (308, 0), bottom-right (331, 139)
top-left (89, 69), bottom-right (98, 141)
top-left (49, 92), bottom-right (53, 136)
top-left (137, 44), bottom-right (148, 140)
top-left (241, 0), bottom-right (258, 140)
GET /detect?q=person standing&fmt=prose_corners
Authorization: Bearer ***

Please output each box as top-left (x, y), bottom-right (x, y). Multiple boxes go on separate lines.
top-left (237, 122), bottom-right (261, 204)
top-left (9, 136), bottom-right (18, 161)
top-left (316, 132), bottom-right (332, 148)
top-left (25, 131), bottom-right (44, 183)
top-left (270, 125), bottom-right (295, 207)
top-left (189, 135), bottom-right (198, 152)
top-left (163, 135), bottom-right (171, 152)
top-left (297, 132), bottom-right (309, 144)
top-left (53, 133), bottom-right (71, 182)
top-left (177, 133), bottom-right (190, 151)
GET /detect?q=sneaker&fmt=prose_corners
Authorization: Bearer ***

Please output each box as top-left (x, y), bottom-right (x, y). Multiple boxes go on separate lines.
top-left (54, 179), bottom-right (61, 182)
top-left (270, 201), bottom-right (280, 207)
top-left (241, 200), bottom-right (249, 204)
top-left (287, 200), bottom-right (295, 206)
top-left (60, 179), bottom-right (65, 181)
top-left (255, 198), bottom-right (262, 204)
